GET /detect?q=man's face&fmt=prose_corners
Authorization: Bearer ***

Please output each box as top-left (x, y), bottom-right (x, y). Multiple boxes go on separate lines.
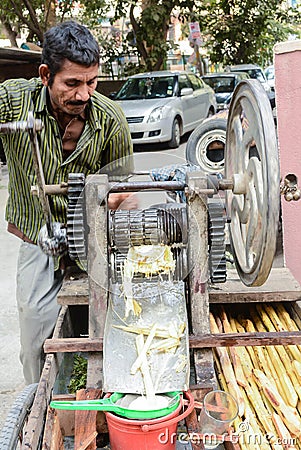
top-left (39, 60), bottom-right (99, 116)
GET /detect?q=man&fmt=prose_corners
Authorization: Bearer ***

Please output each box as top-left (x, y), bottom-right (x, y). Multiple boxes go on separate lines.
top-left (0, 20), bottom-right (134, 384)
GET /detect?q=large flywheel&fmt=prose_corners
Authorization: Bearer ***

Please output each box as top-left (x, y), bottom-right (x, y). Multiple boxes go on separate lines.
top-left (225, 79), bottom-right (280, 286)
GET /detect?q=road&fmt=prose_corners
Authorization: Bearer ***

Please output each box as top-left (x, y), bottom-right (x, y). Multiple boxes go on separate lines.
top-left (0, 166), bottom-right (23, 432)
top-left (0, 138), bottom-right (187, 431)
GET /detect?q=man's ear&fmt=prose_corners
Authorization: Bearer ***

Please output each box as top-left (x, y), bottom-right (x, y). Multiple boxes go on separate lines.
top-left (39, 64), bottom-right (50, 86)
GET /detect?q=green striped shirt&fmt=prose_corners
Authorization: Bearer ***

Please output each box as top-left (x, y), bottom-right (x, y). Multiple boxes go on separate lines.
top-left (0, 77), bottom-right (134, 243)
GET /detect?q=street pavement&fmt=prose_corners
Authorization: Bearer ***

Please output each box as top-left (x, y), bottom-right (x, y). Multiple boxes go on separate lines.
top-left (0, 165), bottom-right (24, 431)
top-left (0, 141), bottom-right (187, 432)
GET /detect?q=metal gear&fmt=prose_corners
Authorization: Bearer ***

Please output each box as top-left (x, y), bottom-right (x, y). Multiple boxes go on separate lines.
top-left (109, 205), bottom-right (188, 281)
top-left (208, 199), bottom-right (227, 283)
top-left (66, 173), bottom-right (86, 264)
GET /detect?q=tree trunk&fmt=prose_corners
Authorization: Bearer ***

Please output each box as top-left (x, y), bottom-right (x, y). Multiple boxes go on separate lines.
top-left (1, 20), bottom-right (18, 47)
top-left (45, 0), bottom-right (56, 28)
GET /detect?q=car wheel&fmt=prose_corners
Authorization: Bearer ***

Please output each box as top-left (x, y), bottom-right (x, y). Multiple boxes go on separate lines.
top-left (168, 118), bottom-right (181, 148)
top-left (186, 118), bottom-right (227, 174)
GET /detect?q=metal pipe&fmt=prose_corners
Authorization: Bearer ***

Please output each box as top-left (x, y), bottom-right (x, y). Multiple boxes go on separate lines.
top-left (218, 178), bottom-right (234, 191)
top-left (0, 118), bottom-right (43, 134)
top-left (108, 180), bottom-right (185, 192)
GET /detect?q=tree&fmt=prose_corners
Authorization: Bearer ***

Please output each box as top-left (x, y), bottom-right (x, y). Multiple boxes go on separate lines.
top-left (0, 0), bottom-right (300, 72)
top-left (195, 0), bottom-right (301, 68)
top-left (112, 1), bottom-right (202, 72)
top-left (0, 0), bottom-right (78, 45)
top-left (0, 0), bottom-right (110, 46)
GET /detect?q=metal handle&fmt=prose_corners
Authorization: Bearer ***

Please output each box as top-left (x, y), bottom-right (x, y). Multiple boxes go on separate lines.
top-left (0, 117), bottom-right (43, 134)
top-left (26, 112), bottom-right (53, 237)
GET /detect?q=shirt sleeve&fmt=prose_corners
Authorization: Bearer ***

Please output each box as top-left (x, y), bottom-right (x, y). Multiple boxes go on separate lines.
top-left (0, 81), bottom-right (14, 124)
top-left (98, 99), bottom-right (134, 181)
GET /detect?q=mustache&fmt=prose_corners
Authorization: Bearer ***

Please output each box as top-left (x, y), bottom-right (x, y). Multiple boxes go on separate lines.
top-left (67, 100), bottom-right (88, 106)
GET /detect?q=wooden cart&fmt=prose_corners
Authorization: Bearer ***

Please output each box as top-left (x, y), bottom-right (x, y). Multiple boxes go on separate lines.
top-left (2, 79), bottom-right (301, 450)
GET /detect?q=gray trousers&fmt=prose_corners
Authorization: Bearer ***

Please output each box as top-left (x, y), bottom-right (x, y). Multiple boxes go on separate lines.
top-left (17, 242), bottom-right (64, 384)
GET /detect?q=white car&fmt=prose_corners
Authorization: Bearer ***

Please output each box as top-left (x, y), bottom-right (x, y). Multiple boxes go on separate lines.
top-left (265, 65), bottom-right (275, 91)
top-left (112, 70), bottom-right (217, 148)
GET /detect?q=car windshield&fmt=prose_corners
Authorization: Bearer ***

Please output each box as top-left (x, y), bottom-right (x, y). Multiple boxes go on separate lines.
top-left (115, 76), bottom-right (176, 100)
top-left (203, 77), bottom-right (235, 93)
top-left (265, 68), bottom-right (274, 80)
top-left (243, 68), bottom-right (265, 82)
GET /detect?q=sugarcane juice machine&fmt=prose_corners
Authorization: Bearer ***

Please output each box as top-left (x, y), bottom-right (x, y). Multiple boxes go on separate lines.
top-left (64, 79), bottom-right (287, 394)
top-left (0, 79), bottom-right (295, 395)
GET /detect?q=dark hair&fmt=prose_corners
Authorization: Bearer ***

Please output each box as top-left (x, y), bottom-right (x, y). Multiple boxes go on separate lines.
top-left (42, 20), bottom-right (100, 86)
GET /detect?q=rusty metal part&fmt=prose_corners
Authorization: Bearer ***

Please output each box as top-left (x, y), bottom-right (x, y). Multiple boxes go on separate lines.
top-left (280, 173), bottom-right (301, 202)
top-left (32, 180), bottom-right (216, 197)
top-left (31, 183), bottom-right (68, 196)
top-left (0, 113), bottom-right (68, 256)
top-left (26, 112), bottom-right (53, 238)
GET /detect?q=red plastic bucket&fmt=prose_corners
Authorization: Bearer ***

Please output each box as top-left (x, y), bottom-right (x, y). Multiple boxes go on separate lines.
top-left (105, 391), bottom-right (194, 450)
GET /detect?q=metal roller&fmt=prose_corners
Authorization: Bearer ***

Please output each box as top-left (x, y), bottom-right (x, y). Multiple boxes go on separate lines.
top-left (66, 178), bottom-right (226, 284)
top-left (109, 204), bottom-right (188, 281)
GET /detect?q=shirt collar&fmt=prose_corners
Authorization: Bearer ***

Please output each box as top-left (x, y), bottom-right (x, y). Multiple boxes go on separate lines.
top-left (36, 85), bottom-right (48, 113)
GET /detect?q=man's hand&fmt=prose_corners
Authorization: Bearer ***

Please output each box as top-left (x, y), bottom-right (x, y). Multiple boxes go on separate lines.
top-left (108, 193), bottom-right (138, 210)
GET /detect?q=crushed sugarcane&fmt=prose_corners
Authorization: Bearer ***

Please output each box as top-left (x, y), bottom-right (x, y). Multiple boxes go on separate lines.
top-left (113, 321), bottom-right (185, 340)
top-left (122, 245), bottom-right (175, 318)
top-left (130, 324), bottom-right (158, 374)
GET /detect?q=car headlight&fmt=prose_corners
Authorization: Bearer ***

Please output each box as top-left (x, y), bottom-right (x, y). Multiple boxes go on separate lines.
top-left (263, 83), bottom-right (271, 92)
top-left (148, 107), bottom-right (164, 123)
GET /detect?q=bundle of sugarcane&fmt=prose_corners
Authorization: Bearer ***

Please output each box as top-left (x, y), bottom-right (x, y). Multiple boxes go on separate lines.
top-left (211, 303), bottom-right (301, 450)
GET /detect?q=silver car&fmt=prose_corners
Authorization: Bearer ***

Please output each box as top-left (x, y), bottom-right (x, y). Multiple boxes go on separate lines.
top-left (202, 71), bottom-right (250, 111)
top-left (113, 70), bottom-right (217, 148)
top-left (227, 64), bottom-right (271, 93)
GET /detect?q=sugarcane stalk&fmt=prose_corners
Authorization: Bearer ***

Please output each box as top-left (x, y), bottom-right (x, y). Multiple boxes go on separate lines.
top-left (135, 334), bottom-right (155, 400)
top-left (292, 360), bottom-right (301, 382)
top-left (214, 350), bottom-right (228, 392)
top-left (240, 388), bottom-right (272, 450)
top-left (254, 307), bottom-right (301, 401)
top-left (210, 313), bottom-right (245, 417)
top-left (231, 319), bottom-right (253, 380)
top-left (274, 303), bottom-right (301, 358)
top-left (131, 324), bottom-right (157, 374)
top-left (274, 304), bottom-right (300, 331)
top-left (227, 333), bottom-right (275, 437)
top-left (230, 321), bottom-right (278, 439)
top-left (215, 351), bottom-right (270, 449)
top-left (263, 304), bottom-right (301, 362)
top-left (248, 308), bottom-right (288, 401)
top-left (244, 319), bottom-right (273, 379)
top-left (251, 307), bottom-right (298, 407)
top-left (218, 307), bottom-right (247, 387)
top-left (272, 412), bottom-right (298, 450)
top-left (235, 318), bottom-right (259, 369)
top-left (253, 369), bottom-right (301, 438)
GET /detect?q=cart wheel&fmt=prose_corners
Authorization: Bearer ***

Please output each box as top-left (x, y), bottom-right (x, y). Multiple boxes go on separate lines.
top-left (0, 383), bottom-right (38, 450)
